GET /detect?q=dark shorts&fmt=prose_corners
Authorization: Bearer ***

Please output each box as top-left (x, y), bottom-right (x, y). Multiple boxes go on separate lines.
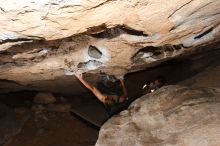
top-left (105, 99), bottom-right (131, 117)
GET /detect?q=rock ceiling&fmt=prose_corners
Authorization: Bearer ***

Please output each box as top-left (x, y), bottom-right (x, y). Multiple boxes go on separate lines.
top-left (0, 0), bottom-right (220, 86)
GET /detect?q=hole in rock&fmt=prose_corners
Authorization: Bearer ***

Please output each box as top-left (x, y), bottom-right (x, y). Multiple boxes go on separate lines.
top-left (132, 44), bottom-right (185, 63)
top-left (132, 46), bottom-right (163, 62)
top-left (173, 44), bottom-right (183, 50)
top-left (88, 45), bottom-right (103, 59)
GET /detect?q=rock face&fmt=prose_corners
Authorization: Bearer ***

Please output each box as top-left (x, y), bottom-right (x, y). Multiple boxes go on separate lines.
top-left (0, 0), bottom-right (220, 92)
top-left (96, 85), bottom-right (220, 146)
top-left (96, 64), bottom-right (220, 146)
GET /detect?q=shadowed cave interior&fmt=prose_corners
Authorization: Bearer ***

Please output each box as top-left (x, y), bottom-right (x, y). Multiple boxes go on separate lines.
top-left (0, 48), bottom-right (220, 146)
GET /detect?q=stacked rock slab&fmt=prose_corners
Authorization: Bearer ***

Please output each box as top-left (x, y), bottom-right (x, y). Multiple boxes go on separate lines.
top-left (0, 0), bottom-right (219, 91)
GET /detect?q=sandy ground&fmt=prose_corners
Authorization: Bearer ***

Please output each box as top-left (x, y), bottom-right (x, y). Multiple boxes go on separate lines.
top-left (0, 92), bottom-right (99, 146)
top-left (6, 112), bottom-right (98, 146)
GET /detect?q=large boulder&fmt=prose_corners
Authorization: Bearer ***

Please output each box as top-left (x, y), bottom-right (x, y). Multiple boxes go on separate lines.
top-left (96, 85), bottom-right (220, 146)
top-left (96, 63), bottom-right (220, 146)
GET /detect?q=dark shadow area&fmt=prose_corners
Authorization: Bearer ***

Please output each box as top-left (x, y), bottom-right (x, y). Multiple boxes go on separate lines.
top-left (194, 27), bottom-right (214, 39)
top-left (126, 49), bottom-right (220, 97)
top-left (0, 90), bottom-right (99, 146)
top-left (0, 90), bottom-right (37, 108)
top-left (91, 25), bottom-right (148, 39)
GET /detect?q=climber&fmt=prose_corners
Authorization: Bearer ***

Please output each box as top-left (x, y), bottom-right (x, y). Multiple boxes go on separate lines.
top-left (74, 71), bottom-right (128, 107)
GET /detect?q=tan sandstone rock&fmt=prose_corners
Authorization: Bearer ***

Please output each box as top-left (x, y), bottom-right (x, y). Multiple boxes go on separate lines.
top-left (96, 85), bottom-right (220, 146)
top-left (96, 64), bottom-right (220, 146)
top-left (0, 0), bottom-right (219, 90)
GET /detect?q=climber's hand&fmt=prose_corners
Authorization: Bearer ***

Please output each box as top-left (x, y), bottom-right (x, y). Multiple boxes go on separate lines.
top-left (74, 70), bottom-right (83, 79)
top-left (103, 96), bottom-right (114, 107)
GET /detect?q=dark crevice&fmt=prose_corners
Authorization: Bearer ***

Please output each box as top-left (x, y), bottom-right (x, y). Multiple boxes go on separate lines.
top-left (194, 27), bottom-right (214, 39)
top-left (0, 39), bottom-right (59, 66)
top-left (0, 7), bottom-right (5, 13)
top-left (90, 25), bottom-right (148, 39)
top-left (132, 44), bottom-right (184, 63)
top-left (0, 79), bottom-right (27, 87)
top-left (169, 26), bottom-right (176, 32)
top-left (164, 45), bottom-right (174, 52)
top-left (0, 51), bottom-right (13, 55)
top-left (120, 26), bottom-right (148, 37)
top-left (86, 23), bottom-right (107, 34)
top-left (180, 44), bottom-right (189, 49)
top-left (0, 38), bottom-right (43, 45)
top-left (173, 45), bottom-right (182, 50)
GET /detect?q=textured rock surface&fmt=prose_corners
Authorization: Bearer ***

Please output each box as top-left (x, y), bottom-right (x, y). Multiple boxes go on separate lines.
top-left (96, 65), bottom-right (220, 146)
top-left (0, 0), bottom-right (220, 92)
top-left (1, 0), bottom-right (220, 41)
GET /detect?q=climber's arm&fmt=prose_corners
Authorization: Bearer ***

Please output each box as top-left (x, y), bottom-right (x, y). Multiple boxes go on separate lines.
top-left (75, 72), bottom-right (93, 91)
top-left (75, 72), bottom-right (108, 103)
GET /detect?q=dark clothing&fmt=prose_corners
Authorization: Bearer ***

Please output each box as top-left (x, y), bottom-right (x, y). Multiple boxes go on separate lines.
top-left (97, 80), bottom-right (123, 97)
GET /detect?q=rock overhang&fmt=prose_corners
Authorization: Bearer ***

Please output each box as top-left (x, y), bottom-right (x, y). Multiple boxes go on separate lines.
top-left (0, 0), bottom-right (220, 91)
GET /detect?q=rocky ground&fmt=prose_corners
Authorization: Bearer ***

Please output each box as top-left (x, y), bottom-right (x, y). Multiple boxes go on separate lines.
top-left (0, 92), bottom-right (98, 146)
top-left (6, 112), bottom-right (98, 146)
